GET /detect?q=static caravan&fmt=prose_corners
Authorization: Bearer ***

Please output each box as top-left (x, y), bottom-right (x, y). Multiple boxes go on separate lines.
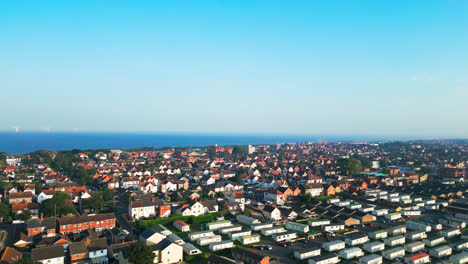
top-left (345, 232), bottom-right (369, 246)
top-left (239, 234), bottom-right (260, 245)
top-left (197, 235), bottom-right (222, 246)
top-left (402, 210), bottom-right (421, 216)
top-left (385, 212), bottom-right (402, 221)
top-left (208, 240), bottom-right (234, 252)
top-left (251, 222), bottom-right (273, 231)
top-left (308, 253), bottom-right (340, 264)
top-left (322, 240), bottom-right (345, 252)
top-left (204, 220), bottom-right (233, 231)
top-left (406, 221), bottom-right (432, 232)
top-left (387, 225), bottom-right (406, 236)
top-left (272, 231), bottom-right (297, 242)
top-left (384, 235), bottom-right (405, 247)
top-left (439, 217), bottom-right (466, 229)
top-left (406, 231), bottom-right (427, 241)
top-left (439, 228), bottom-right (461, 238)
top-left (322, 224), bottom-right (345, 232)
top-left (430, 245), bottom-right (452, 258)
top-left (363, 241), bottom-right (385, 253)
top-left (382, 247), bottom-right (405, 260)
top-left (218, 225), bottom-right (242, 235)
top-left (405, 241), bottom-right (425, 253)
top-left (228, 230), bottom-right (252, 241)
top-left (405, 252), bottom-right (430, 264)
top-left (452, 239), bottom-right (468, 251)
top-left (338, 247), bottom-right (363, 260)
top-left (285, 221), bottom-right (310, 233)
top-left (261, 226), bottom-right (285, 236)
top-left (372, 209), bottom-right (388, 216)
top-left (359, 206), bottom-right (375, 213)
top-left (236, 215), bottom-right (260, 225)
top-left (188, 230), bottom-right (215, 241)
top-left (449, 252), bottom-right (468, 264)
top-left (337, 200), bottom-right (350, 207)
top-left (327, 198), bottom-right (340, 204)
top-left (424, 236), bottom-right (446, 247)
top-left (309, 219), bottom-right (331, 227)
top-left (294, 247), bottom-right (321, 260)
top-left (369, 230), bottom-right (387, 240)
top-left (173, 220), bottom-right (190, 232)
top-left (166, 233), bottom-right (184, 245)
top-left (347, 203), bottom-right (362, 210)
top-left (182, 243), bottom-right (201, 255)
top-left (359, 254), bottom-right (382, 264)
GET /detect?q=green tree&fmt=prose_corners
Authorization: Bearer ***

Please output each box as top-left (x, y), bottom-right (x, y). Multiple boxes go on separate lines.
top-left (35, 182), bottom-right (43, 194)
top-left (234, 173), bottom-right (243, 184)
top-left (0, 203), bottom-right (10, 220)
top-left (43, 191), bottom-right (77, 217)
top-left (337, 158), bottom-right (362, 175)
top-left (379, 159), bottom-right (388, 168)
top-left (102, 189), bottom-right (114, 201)
top-left (87, 196), bottom-right (105, 212)
top-left (128, 242), bottom-right (156, 264)
top-left (18, 209), bottom-right (32, 222)
top-left (122, 193), bottom-right (132, 204)
top-left (232, 146), bottom-right (245, 157)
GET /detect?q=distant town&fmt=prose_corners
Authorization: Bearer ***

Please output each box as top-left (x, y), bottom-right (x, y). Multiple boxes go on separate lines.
top-left (0, 140), bottom-right (467, 264)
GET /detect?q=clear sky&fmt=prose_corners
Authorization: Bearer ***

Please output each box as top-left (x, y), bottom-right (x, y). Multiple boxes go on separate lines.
top-left (1, 1), bottom-right (467, 138)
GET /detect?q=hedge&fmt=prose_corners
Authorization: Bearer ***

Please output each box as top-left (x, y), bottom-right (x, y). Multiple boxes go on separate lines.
top-left (136, 212), bottom-right (221, 229)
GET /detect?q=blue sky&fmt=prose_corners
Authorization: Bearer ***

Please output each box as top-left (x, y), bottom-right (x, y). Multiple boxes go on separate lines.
top-left (1, 1), bottom-right (467, 138)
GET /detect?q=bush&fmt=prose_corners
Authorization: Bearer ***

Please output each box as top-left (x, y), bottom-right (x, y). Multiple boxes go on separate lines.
top-left (136, 212), bottom-right (221, 229)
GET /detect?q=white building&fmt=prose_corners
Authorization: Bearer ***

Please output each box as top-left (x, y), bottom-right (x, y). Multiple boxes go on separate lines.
top-left (261, 226), bottom-right (285, 236)
top-left (322, 224), bottom-right (345, 232)
top-left (272, 231), bottom-right (297, 242)
top-left (308, 253), bottom-right (340, 264)
top-left (385, 212), bottom-right (402, 221)
top-left (406, 221), bottom-right (432, 232)
top-left (345, 233), bottom-right (369, 246)
top-left (363, 241), bottom-right (385, 253)
top-left (369, 230), bottom-right (387, 240)
top-left (239, 234), bottom-right (260, 245)
top-left (285, 221), bottom-right (309, 233)
top-left (449, 252), bottom-right (468, 264)
top-left (359, 254), bottom-right (382, 264)
top-left (423, 236), bottom-right (445, 247)
top-left (229, 230), bottom-right (252, 241)
top-left (173, 220), bottom-right (190, 232)
top-left (405, 231), bottom-right (427, 241)
top-left (251, 222), bottom-right (273, 231)
top-left (387, 225), bottom-right (406, 236)
top-left (151, 240), bottom-right (183, 264)
top-left (338, 247), bottom-right (363, 260)
top-left (384, 235), bottom-right (405, 247)
top-left (382, 247), bottom-right (405, 260)
top-left (218, 225), bottom-right (242, 235)
top-left (322, 240), bottom-right (345, 252)
top-left (405, 241), bottom-right (425, 253)
top-left (129, 200), bottom-right (155, 220)
top-left (236, 215), bottom-right (260, 225)
top-left (309, 219), bottom-right (331, 227)
top-left (405, 252), bottom-right (430, 264)
top-left (182, 243), bottom-right (201, 255)
top-left (429, 245), bottom-right (452, 258)
top-left (439, 228), bottom-right (461, 238)
top-left (294, 247), bottom-right (321, 260)
top-left (209, 240), bottom-right (234, 252)
top-left (32, 245), bottom-right (65, 264)
top-left (197, 235), bottom-right (222, 246)
top-left (188, 230), bottom-right (214, 242)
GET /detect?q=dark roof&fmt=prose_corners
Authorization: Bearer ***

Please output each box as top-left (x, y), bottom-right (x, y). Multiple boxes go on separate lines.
top-left (150, 239), bottom-right (173, 251)
top-left (59, 213), bottom-right (115, 226)
top-left (69, 241), bottom-right (87, 255)
top-left (32, 245), bottom-right (65, 261)
top-left (231, 247), bottom-right (268, 261)
top-left (88, 238), bottom-right (107, 252)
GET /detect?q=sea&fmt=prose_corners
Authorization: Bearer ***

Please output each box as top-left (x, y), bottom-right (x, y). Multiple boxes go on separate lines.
top-left (0, 132), bottom-right (398, 154)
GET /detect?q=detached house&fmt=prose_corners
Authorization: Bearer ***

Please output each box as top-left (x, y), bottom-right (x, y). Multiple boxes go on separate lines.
top-left (129, 200), bottom-right (155, 220)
